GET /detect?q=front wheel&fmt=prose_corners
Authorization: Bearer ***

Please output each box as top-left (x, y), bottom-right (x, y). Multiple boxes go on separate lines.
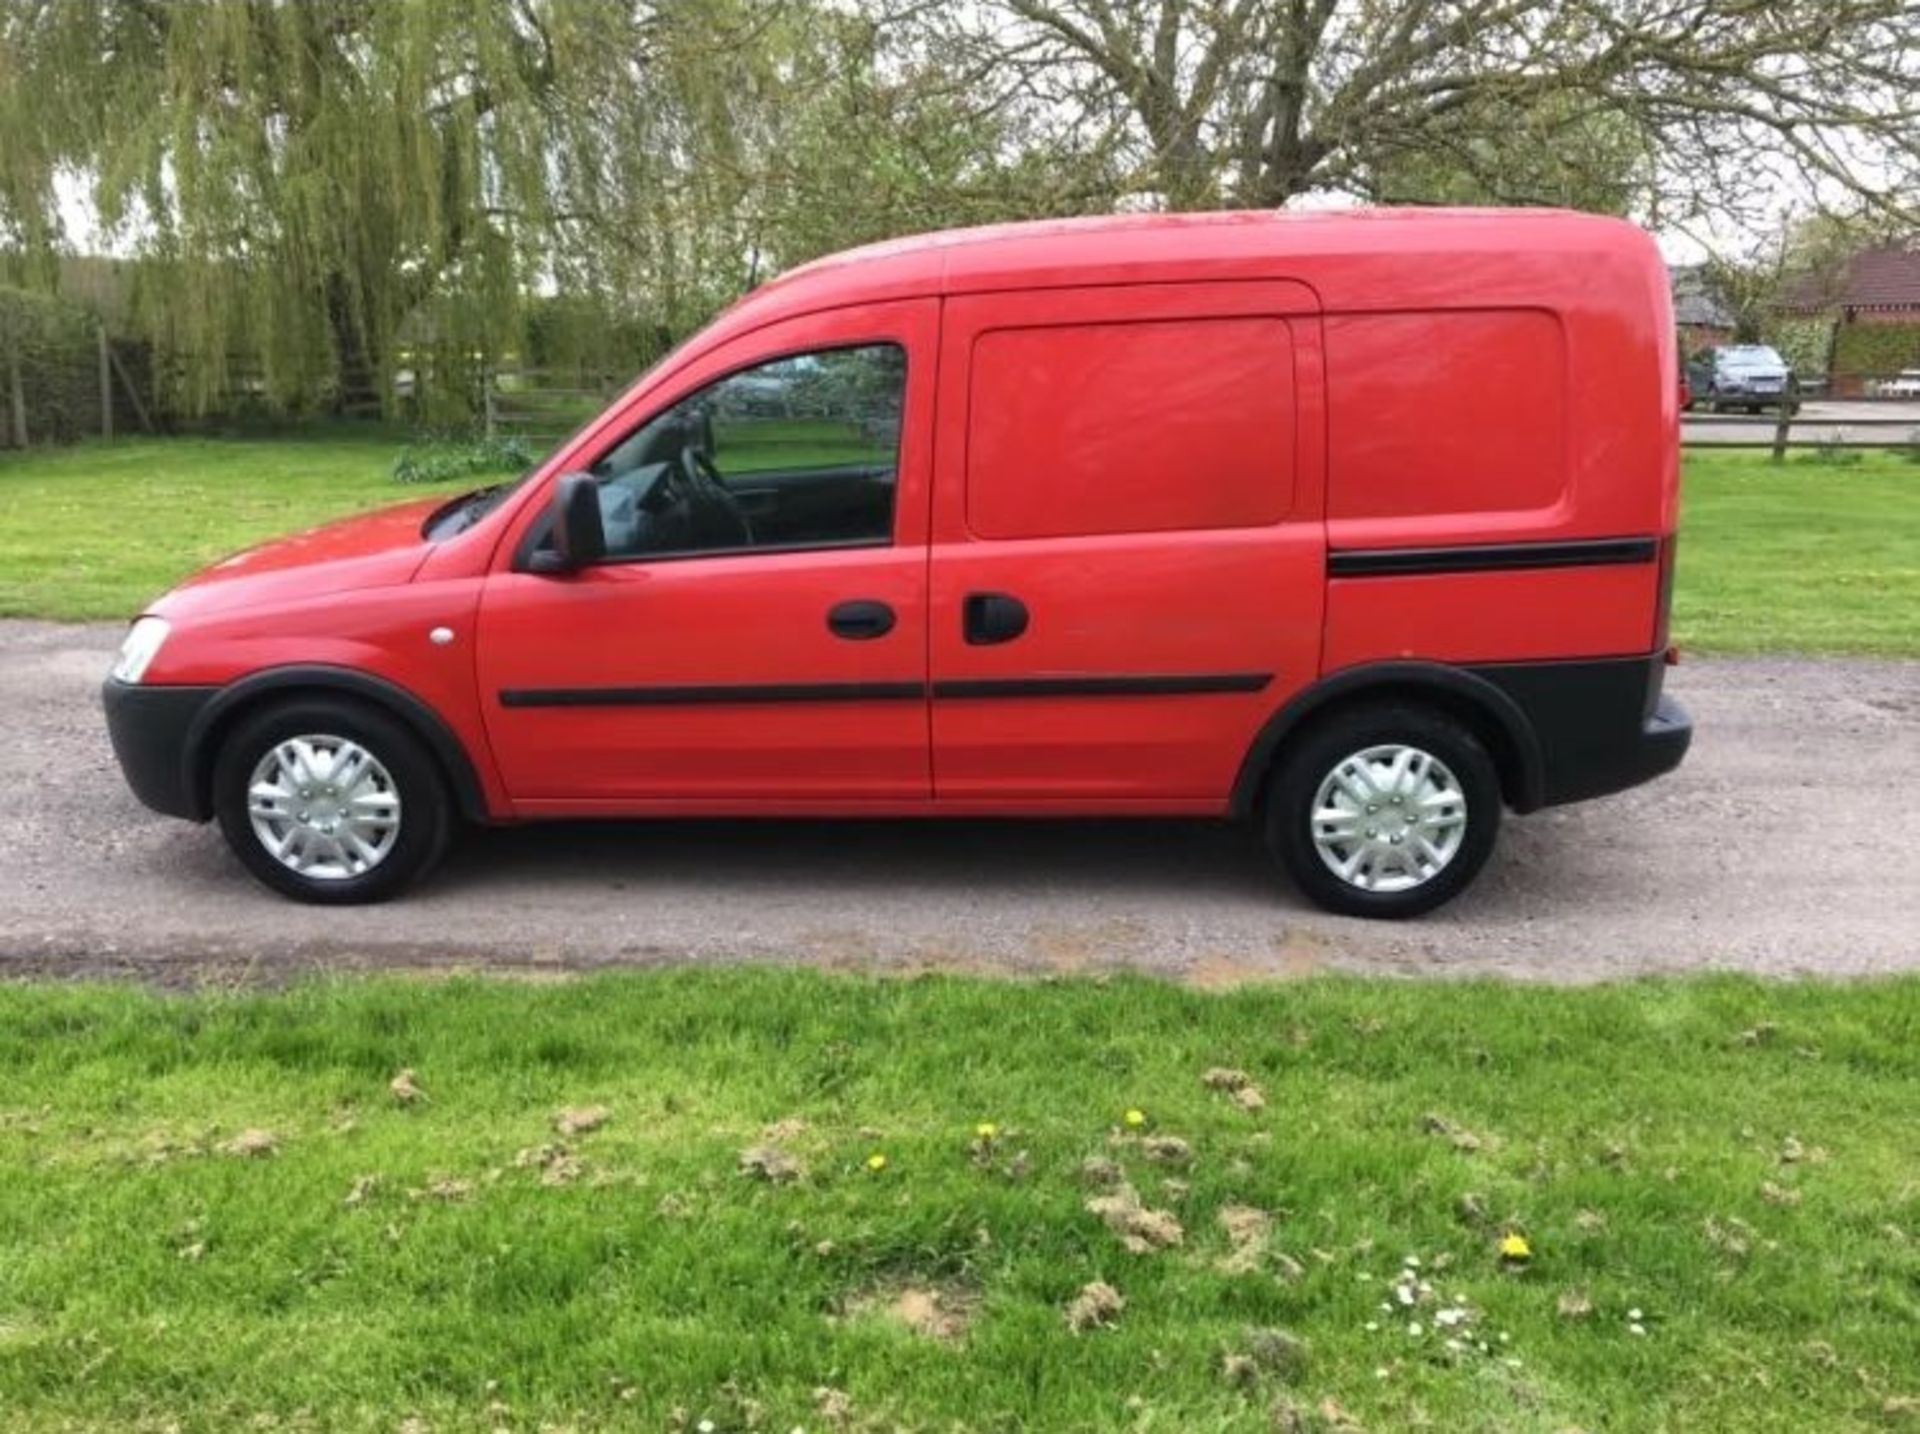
top-left (1263, 703), bottom-right (1502, 918)
top-left (212, 697), bottom-right (452, 904)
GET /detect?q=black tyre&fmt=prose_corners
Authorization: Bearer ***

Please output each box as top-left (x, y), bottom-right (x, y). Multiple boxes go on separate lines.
top-left (1263, 702), bottom-right (1502, 919)
top-left (212, 696), bottom-right (453, 904)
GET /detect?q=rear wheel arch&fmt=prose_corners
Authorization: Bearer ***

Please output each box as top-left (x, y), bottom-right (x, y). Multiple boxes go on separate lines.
top-left (184, 666), bottom-right (489, 825)
top-left (1230, 663), bottom-right (1545, 818)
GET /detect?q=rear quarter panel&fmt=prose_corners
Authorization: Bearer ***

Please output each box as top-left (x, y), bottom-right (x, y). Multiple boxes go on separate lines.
top-left (1319, 222), bottom-right (1675, 667)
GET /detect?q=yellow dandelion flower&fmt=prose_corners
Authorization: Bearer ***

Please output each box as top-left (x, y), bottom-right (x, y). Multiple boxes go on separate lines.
top-left (975, 1122), bottom-right (998, 1140)
top-left (1499, 1232), bottom-right (1532, 1261)
top-left (866, 1152), bottom-right (888, 1172)
top-left (1123, 1108), bottom-right (1147, 1128)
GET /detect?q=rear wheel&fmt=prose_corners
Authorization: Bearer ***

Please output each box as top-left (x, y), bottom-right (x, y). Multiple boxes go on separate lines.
top-left (1263, 702), bottom-right (1501, 918)
top-left (212, 697), bottom-right (452, 904)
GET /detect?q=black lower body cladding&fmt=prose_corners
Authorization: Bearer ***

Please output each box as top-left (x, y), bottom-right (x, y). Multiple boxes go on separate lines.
top-left (1466, 653), bottom-right (1691, 807)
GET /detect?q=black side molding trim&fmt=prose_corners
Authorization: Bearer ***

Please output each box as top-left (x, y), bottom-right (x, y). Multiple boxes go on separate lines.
top-left (500, 672), bottom-right (1273, 707)
top-left (1328, 537), bottom-right (1658, 577)
top-left (500, 682), bottom-right (926, 708)
top-left (933, 673), bottom-right (1271, 699)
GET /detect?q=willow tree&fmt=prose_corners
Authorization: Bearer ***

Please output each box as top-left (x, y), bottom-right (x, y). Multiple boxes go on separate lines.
top-left (0, 0), bottom-right (622, 416)
top-left (0, 0), bottom-right (1120, 418)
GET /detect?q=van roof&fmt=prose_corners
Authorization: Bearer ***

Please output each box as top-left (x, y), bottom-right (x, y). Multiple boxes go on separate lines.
top-left (724, 208), bottom-right (1659, 329)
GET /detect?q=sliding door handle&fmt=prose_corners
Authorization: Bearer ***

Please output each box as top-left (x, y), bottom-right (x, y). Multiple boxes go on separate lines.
top-left (963, 592), bottom-right (1029, 645)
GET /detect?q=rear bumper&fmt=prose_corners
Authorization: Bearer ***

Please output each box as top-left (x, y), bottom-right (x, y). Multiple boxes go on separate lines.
top-left (102, 679), bottom-right (217, 820)
top-left (1469, 654), bottom-right (1692, 810)
top-left (1589, 691), bottom-right (1692, 803)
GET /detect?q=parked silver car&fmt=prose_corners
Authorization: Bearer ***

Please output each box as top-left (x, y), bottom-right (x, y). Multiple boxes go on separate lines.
top-left (1685, 344), bottom-right (1793, 412)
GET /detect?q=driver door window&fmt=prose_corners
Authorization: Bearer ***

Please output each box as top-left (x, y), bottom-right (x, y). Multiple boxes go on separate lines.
top-left (588, 343), bottom-right (905, 561)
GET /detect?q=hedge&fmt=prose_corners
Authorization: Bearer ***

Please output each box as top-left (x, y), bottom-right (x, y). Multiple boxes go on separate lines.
top-left (1759, 316), bottom-right (1835, 378)
top-left (0, 286), bottom-right (102, 447)
top-left (1831, 320), bottom-right (1920, 378)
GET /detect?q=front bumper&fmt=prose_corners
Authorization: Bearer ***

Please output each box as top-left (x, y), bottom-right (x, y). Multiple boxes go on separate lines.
top-left (102, 678), bottom-right (218, 820)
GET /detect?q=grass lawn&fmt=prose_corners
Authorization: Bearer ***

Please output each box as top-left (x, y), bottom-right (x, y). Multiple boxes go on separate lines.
top-left (1, 433), bottom-right (1916, 654)
top-left (0, 432), bottom-right (474, 622)
top-left (1676, 449), bottom-right (1920, 655)
top-left (1, 969), bottom-right (1916, 1431)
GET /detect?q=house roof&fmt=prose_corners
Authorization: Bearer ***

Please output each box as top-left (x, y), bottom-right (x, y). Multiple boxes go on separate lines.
top-left (1669, 264), bottom-right (1735, 327)
top-left (1780, 244), bottom-right (1920, 312)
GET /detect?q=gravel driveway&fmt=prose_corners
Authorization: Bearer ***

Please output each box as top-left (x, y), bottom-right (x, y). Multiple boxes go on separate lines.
top-left (4, 620), bottom-right (1916, 984)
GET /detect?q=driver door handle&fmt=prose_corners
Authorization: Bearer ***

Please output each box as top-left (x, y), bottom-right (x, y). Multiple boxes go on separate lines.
top-left (827, 599), bottom-right (896, 640)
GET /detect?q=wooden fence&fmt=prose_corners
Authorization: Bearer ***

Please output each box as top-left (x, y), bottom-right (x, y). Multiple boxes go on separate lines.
top-left (482, 367), bottom-right (631, 446)
top-left (1, 324), bottom-right (154, 450)
top-left (1682, 380), bottom-right (1919, 461)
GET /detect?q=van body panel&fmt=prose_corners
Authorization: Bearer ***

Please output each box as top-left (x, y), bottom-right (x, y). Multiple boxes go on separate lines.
top-left (1322, 564), bottom-right (1664, 668)
top-left (134, 574), bottom-right (506, 819)
top-left (475, 297), bottom-right (939, 802)
top-left (927, 281), bottom-right (1326, 801)
top-left (1324, 308), bottom-right (1568, 527)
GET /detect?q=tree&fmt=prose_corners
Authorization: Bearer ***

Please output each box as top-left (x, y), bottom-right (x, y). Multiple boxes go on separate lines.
top-left (0, 0), bottom-right (592, 415)
top-left (0, 1), bottom-right (1121, 418)
top-left (901, 1), bottom-right (1920, 223)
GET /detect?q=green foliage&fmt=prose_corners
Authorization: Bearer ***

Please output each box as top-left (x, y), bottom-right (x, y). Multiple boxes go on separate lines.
top-left (1366, 94), bottom-right (1651, 214)
top-left (1792, 437), bottom-right (1865, 468)
top-left (1759, 317), bottom-right (1834, 377)
top-left (0, 1), bottom-right (556, 417)
top-left (0, 286), bottom-right (99, 445)
top-left (0, 1), bottom-right (1121, 425)
top-left (1830, 321), bottom-right (1920, 378)
top-left (0, 968), bottom-right (1917, 1429)
top-left (390, 433), bottom-right (537, 486)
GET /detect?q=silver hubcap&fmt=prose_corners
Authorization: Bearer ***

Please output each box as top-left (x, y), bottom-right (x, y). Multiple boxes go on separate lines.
top-left (247, 735), bottom-right (401, 881)
top-left (1311, 743), bottom-right (1467, 894)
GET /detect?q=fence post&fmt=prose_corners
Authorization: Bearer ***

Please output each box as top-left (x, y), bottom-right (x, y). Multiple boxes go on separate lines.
top-left (1770, 378), bottom-right (1799, 464)
top-left (482, 368), bottom-right (497, 440)
top-left (98, 324), bottom-right (113, 440)
top-left (6, 344), bottom-right (25, 449)
top-left (106, 343), bottom-right (154, 434)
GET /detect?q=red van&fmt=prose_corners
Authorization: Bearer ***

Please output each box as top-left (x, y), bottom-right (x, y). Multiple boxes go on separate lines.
top-left (103, 209), bottom-right (1690, 918)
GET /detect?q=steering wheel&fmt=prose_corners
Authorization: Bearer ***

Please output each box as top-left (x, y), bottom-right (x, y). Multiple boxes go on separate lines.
top-left (678, 445), bottom-right (754, 547)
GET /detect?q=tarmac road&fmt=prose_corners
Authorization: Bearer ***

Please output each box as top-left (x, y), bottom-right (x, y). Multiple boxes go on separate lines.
top-left (1682, 397), bottom-right (1920, 445)
top-left (3, 621), bottom-right (1916, 985)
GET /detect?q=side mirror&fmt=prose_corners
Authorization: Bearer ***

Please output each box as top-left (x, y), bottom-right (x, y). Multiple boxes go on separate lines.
top-left (529, 472), bottom-right (605, 574)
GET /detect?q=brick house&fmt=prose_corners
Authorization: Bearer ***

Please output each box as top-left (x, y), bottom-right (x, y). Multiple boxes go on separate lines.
top-left (1777, 244), bottom-right (1920, 395)
top-left (1668, 264), bottom-right (1736, 351)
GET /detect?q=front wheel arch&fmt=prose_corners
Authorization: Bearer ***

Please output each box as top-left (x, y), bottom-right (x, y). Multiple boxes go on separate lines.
top-left (1229, 663), bottom-right (1545, 820)
top-left (183, 666), bottom-right (489, 825)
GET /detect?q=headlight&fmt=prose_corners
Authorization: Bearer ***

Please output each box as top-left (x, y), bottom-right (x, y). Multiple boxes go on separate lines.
top-left (110, 617), bottom-right (171, 684)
